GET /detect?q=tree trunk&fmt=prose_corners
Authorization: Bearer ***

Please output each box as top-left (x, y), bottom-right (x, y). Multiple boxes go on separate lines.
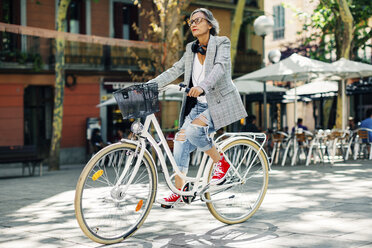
top-left (337, 0), bottom-right (353, 59)
top-left (49, 0), bottom-right (71, 170)
top-left (230, 0), bottom-right (245, 73)
top-left (334, 17), bottom-right (342, 60)
top-left (335, 0), bottom-right (353, 129)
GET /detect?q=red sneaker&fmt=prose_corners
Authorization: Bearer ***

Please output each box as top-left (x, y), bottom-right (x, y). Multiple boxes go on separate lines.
top-left (210, 156), bottom-right (230, 185)
top-left (158, 192), bottom-right (181, 206)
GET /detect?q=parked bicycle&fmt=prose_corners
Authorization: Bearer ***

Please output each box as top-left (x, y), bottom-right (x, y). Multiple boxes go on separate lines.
top-left (74, 83), bottom-right (269, 244)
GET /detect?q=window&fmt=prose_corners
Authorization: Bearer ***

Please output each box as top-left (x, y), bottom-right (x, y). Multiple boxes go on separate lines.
top-left (113, 2), bottom-right (138, 40)
top-left (0, 0), bottom-right (21, 51)
top-left (273, 5), bottom-right (285, 40)
top-left (66, 0), bottom-right (86, 34)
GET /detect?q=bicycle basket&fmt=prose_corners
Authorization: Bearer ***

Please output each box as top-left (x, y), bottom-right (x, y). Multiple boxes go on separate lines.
top-left (113, 83), bottom-right (159, 119)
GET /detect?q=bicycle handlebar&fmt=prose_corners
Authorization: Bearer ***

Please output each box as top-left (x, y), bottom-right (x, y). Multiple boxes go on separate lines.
top-left (161, 84), bottom-right (205, 96)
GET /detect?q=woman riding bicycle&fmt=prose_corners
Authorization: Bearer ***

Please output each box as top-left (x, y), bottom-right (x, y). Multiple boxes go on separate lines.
top-left (148, 8), bottom-right (247, 206)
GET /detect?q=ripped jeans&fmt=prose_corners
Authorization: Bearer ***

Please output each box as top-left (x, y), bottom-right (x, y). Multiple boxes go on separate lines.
top-left (173, 102), bottom-right (215, 174)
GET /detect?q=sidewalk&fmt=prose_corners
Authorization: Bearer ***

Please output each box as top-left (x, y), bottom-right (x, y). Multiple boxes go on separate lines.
top-left (0, 161), bottom-right (372, 247)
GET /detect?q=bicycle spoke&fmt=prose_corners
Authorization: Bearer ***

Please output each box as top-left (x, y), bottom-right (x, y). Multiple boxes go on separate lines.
top-left (75, 144), bottom-right (156, 243)
top-left (206, 139), bottom-right (269, 224)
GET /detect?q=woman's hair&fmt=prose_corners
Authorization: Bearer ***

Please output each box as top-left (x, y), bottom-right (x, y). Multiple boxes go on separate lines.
top-left (190, 8), bottom-right (219, 36)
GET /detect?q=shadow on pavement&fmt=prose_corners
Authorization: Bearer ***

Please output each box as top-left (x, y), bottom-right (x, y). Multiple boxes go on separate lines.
top-left (0, 161), bottom-right (372, 247)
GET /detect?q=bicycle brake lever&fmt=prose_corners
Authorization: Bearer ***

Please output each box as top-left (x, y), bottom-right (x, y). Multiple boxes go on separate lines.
top-left (179, 84), bottom-right (205, 96)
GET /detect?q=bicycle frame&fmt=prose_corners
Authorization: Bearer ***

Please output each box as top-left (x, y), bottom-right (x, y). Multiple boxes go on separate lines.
top-left (118, 113), bottom-right (214, 198)
top-left (115, 113), bottom-right (269, 200)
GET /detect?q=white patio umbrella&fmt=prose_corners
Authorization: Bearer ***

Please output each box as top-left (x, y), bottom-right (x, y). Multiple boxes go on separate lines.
top-left (237, 53), bottom-right (338, 130)
top-left (234, 80), bottom-right (287, 95)
top-left (237, 53), bottom-right (338, 82)
top-left (284, 81), bottom-right (338, 100)
top-left (330, 58), bottom-right (372, 129)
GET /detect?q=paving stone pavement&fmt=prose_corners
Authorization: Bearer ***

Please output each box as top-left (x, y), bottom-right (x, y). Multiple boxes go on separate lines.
top-left (0, 160), bottom-right (372, 248)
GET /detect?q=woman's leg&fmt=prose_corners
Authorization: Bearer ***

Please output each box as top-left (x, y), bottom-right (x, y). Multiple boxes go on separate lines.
top-left (185, 110), bottom-right (230, 185)
top-left (173, 128), bottom-right (196, 189)
top-left (173, 113), bottom-right (218, 190)
top-left (159, 104), bottom-right (204, 206)
top-left (172, 104), bottom-right (208, 189)
top-left (190, 118), bottom-right (220, 163)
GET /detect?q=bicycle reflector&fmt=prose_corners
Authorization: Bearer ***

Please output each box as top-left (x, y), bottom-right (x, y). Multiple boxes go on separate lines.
top-left (135, 200), bottom-right (144, 212)
top-left (131, 121), bottom-right (144, 134)
top-left (92, 170), bottom-right (103, 181)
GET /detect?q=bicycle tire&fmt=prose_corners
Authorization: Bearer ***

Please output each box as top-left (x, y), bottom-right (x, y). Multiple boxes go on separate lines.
top-left (205, 138), bottom-right (269, 224)
top-left (75, 142), bottom-right (157, 244)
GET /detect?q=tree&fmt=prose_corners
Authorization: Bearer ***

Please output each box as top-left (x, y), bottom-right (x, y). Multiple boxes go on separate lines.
top-left (49, 0), bottom-right (71, 171)
top-left (294, 0), bottom-right (371, 61)
top-left (285, 0), bottom-right (371, 128)
top-left (129, 0), bottom-right (190, 81)
top-left (131, 0), bottom-right (250, 79)
top-left (335, 0), bottom-right (353, 129)
top-left (230, 0), bottom-right (246, 72)
top-left (337, 0), bottom-right (353, 59)
top-left (49, 0), bottom-right (102, 170)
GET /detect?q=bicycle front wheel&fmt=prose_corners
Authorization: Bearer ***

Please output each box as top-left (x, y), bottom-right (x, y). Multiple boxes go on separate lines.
top-left (75, 142), bottom-right (157, 244)
top-left (205, 138), bottom-right (269, 224)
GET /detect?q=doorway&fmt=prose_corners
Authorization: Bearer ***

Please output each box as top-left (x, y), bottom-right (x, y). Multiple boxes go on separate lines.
top-left (24, 85), bottom-right (53, 157)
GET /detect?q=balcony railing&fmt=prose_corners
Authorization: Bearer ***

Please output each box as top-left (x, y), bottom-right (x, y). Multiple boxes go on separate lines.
top-left (0, 32), bottom-right (154, 72)
top-left (49, 41), bottom-right (105, 70)
top-left (1, 32), bottom-right (261, 76)
top-left (0, 32), bottom-right (46, 71)
top-left (234, 51), bottom-right (262, 76)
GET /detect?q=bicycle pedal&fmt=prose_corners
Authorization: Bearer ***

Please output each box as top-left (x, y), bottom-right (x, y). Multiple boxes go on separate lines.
top-left (182, 182), bottom-right (195, 204)
top-left (160, 204), bottom-right (174, 209)
top-left (160, 201), bottom-right (184, 209)
top-left (159, 197), bottom-right (184, 209)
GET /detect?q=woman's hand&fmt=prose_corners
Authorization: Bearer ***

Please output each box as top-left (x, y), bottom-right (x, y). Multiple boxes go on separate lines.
top-left (188, 86), bottom-right (204, 98)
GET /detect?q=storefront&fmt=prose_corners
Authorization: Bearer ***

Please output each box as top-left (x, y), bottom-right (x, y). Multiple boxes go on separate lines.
top-left (99, 81), bottom-right (136, 143)
top-left (99, 80), bottom-right (181, 144)
top-left (348, 77), bottom-right (372, 124)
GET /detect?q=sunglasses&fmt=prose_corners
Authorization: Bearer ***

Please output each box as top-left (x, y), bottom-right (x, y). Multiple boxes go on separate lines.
top-left (187, 17), bottom-right (208, 27)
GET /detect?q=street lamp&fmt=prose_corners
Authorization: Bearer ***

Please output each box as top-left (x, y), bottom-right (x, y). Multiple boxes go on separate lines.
top-left (254, 15), bottom-right (274, 131)
top-left (268, 49), bottom-right (281, 64)
top-left (268, 49), bottom-right (282, 130)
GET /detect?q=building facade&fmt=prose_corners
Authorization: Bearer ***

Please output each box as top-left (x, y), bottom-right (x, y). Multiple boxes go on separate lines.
top-left (0, 0), bottom-right (263, 164)
top-left (263, 1), bottom-right (372, 131)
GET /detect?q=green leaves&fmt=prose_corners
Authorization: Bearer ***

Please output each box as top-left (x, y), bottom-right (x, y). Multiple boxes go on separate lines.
top-left (285, 0), bottom-right (371, 61)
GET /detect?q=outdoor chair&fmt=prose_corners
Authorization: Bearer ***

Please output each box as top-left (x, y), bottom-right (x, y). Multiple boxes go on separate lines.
top-left (353, 128), bottom-right (372, 160)
top-left (291, 130), bottom-right (313, 166)
top-left (344, 130), bottom-right (356, 160)
top-left (281, 135), bottom-right (295, 166)
top-left (341, 130), bottom-right (354, 160)
top-left (191, 149), bottom-right (203, 166)
top-left (306, 129), bottom-right (327, 166)
top-left (327, 129), bottom-right (351, 164)
top-left (270, 131), bottom-right (290, 165)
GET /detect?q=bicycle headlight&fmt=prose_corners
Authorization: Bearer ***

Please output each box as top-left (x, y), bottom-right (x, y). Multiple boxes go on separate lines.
top-left (131, 121), bottom-right (144, 134)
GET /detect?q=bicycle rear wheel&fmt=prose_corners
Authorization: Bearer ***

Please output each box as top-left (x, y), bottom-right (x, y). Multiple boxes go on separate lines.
top-left (205, 138), bottom-right (269, 224)
top-left (75, 142), bottom-right (157, 244)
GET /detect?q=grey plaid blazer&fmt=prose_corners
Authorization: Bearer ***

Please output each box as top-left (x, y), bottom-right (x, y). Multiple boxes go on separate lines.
top-left (149, 35), bottom-right (247, 130)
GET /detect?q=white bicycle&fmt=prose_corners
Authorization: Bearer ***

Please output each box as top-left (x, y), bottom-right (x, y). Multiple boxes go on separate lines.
top-left (74, 83), bottom-right (270, 244)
